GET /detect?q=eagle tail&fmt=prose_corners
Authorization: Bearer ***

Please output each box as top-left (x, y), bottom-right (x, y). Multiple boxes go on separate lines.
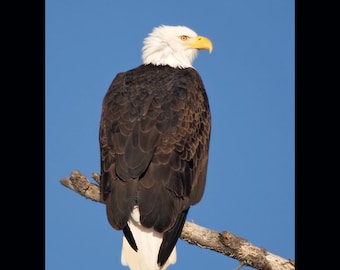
top-left (121, 206), bottom-right (177, 270)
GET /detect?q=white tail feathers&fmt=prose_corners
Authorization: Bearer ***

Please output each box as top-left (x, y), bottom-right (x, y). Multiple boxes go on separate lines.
top-left (121, 206), bottom-right (177, 270)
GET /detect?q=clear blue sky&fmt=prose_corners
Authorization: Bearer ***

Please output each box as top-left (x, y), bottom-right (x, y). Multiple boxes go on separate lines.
top-left (45, 1), bottom-right (295, 269)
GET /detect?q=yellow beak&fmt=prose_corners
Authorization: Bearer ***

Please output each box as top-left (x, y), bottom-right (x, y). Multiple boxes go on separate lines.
top-left (186, 36), bottom-right (213, 53)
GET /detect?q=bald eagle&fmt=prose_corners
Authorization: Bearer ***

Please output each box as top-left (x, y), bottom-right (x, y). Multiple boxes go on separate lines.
top-left (99, 25), bottom-right (212, 270)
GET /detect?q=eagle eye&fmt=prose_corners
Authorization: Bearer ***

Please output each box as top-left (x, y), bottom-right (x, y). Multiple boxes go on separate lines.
top-left (179, 35), bottom-right (189, 41)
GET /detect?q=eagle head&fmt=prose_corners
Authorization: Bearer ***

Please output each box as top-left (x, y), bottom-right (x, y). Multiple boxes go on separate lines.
top-left (142, 25), bottom-right (213, 69)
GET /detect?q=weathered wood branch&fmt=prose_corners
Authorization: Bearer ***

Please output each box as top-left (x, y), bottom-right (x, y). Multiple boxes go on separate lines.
top-left (60, 170), bottom-right (295, 270)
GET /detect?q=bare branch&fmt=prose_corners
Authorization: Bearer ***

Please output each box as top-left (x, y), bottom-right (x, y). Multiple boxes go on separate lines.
top-left (60, 170), bottom-right (295, 270)
top-left (60, 170), bottom-right (101, 202)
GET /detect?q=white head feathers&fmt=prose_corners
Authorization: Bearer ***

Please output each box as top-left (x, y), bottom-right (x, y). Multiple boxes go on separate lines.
top-left (142, 25), bottom-right (212, 69)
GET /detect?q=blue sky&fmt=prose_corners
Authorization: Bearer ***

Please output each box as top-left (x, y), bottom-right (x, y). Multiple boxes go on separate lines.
top-left (45, 0), bottom-right (295, 269)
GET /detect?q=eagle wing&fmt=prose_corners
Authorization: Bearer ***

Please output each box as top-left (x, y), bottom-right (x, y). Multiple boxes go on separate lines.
top-left (99, 64), bottom-right (211, 264)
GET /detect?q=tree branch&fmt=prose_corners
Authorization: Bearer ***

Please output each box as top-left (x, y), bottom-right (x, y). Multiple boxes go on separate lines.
top-left (60, 170), bottom-right (295, 270)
